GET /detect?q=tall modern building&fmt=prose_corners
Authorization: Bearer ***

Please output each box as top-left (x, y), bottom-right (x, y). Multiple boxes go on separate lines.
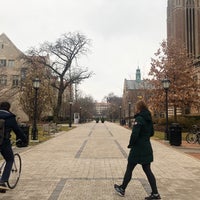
top-left (167, 0), bottom-right (200, 58)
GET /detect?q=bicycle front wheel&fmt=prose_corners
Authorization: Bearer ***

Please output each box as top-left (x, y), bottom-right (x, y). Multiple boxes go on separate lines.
top-left (186, 132), bottom-right (197, 144)
top-left (7, 153), bottom-right (22, 189)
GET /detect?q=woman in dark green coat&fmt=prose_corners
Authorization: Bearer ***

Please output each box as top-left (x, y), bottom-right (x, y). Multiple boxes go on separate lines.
top-left (114, 100), bottom-right (161, 200)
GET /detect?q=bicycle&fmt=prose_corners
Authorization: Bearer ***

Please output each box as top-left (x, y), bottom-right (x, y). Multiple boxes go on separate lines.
top-left (0, 140), bottom-right (22, 189)
top-left (186, 125), bottom-right (200, 144)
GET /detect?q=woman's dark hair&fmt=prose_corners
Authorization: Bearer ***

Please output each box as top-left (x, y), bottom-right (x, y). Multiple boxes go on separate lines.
top-left (0, 101), bottom-right (11, 111)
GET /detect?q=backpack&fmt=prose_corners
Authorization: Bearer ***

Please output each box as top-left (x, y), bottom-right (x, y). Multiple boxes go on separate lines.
top-left (0, 119), bottom-right (5, 145)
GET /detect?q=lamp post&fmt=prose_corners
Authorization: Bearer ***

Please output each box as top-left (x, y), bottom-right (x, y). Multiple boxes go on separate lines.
top-left (31, 77), bottom-right (40, 141)
top-left (69, 101), bottom-right (73, 127)
top-left (162, 78), bottom-right (170, 140)
top-left (128, 101), bottom-right (131, 128)
top-left (119, 106), bottom-right (122, 125)
top-left (79, 106), bottom-right (82, 124)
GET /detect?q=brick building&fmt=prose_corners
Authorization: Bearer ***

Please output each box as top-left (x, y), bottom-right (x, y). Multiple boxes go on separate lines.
top-left (122, 68), bottom-right (152, 119)
top-left (95, 102), bottom-right (109, 118)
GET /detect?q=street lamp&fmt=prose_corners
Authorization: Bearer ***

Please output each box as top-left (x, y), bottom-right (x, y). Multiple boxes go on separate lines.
top-left (128, 102), bottom-right (131, 128)
top-left (119, 106), bottom-right (122, 125)
top-left (79, 106), bottom-right (82, 124)
top-left (69, 101), bottom-right (73, 127)
top-left (162, 78), bottom-right (170, 140)
top-left (31, 77), bottom-right (40, 141)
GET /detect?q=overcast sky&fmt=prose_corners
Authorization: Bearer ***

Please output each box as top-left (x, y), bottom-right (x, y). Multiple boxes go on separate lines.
top-left (1, 0), bottom-right (167, 102)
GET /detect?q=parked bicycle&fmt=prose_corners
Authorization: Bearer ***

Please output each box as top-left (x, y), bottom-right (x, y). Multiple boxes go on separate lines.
top-left (0, 140), bottom-right (22, 190)
top-left (186, 125), bottom-right (200, 144)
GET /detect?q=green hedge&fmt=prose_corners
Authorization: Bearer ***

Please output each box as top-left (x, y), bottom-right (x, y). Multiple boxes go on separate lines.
top-left (153, 115), bottom-right (200, 131)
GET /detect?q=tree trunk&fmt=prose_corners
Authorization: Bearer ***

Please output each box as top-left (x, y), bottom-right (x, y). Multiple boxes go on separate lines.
top-left (54, 88), bottom-right (64, 123)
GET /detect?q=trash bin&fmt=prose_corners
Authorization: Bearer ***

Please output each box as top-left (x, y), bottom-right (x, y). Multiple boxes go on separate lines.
top-left (16, 124), bottom-right (30, 147)
top-left (169, 123), bottom-right (182, 146)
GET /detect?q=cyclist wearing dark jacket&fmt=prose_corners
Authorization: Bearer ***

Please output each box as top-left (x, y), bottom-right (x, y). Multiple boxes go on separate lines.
top-left (0, 102), bottom-right (27, 192)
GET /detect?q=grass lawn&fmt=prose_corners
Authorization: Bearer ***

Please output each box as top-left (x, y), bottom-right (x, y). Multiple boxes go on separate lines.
top-left (153, 131), bottom-right (187, 141)
top-left (11, 124), bottom-right (75, 146)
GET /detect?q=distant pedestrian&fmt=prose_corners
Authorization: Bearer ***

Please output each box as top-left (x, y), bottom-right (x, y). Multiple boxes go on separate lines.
top-left (114, 100), bottom-right (161, 199)
top-left (121, 118), bottom-right (126, 126)
top-left (0, 102), bottom-right (27, 193)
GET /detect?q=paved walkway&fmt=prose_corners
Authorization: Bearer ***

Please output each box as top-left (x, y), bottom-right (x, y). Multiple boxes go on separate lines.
top-left (1, 122), bottom-right (200, 200)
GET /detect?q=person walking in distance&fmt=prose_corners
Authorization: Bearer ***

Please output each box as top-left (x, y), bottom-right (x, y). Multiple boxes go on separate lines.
top-left (0, 102), bottom-right (27, 193)
top-left (114, 100), bottom-right (161, 200)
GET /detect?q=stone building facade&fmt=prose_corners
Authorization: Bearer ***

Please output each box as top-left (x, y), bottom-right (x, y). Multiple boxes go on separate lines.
top-left (167, 0), bottom-right (200, 58)
top-left (0, 33), bottom-right (29, 121)
top-left (167, 0), bottom-right (200, 114)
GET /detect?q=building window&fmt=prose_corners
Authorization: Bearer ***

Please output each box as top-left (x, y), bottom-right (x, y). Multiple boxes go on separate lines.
top-left (7, 60), bottom-right (15, 67)
top-left (12, 75), bottom-right (19, 87)
top-left (0, 59), bottom-right (6, 67)
top-left (21, 68), bottom-right (27, 80)
top-left (186, 0), bottom-right (194, 6)
top-left (176, 0), bottom-right (181, 5)
top-left (0, 75), bottom-right (7, 86)
top-left (0, 43), bottom-right (3, 49)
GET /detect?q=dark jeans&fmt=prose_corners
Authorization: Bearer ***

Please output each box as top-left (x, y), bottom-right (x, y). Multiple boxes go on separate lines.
top-left (0, 143), bottom-right (14, 182)
top-left (121, 162), bottom-right (158, 194)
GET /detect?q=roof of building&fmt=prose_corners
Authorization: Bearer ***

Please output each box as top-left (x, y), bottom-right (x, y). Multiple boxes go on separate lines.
top-left (125, 79), bottom-right (153, 90)
top-left (0, 33), bottom-right (23, 55)
top-left (123, 67), bottom-right (153, 91)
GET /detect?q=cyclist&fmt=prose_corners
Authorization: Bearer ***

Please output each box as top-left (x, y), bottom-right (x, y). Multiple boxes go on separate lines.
top-left (0, 101), bottom-right (27, 193)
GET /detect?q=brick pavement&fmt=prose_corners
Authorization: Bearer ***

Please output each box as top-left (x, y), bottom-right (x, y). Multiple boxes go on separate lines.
top-left (0, 122), bottom-right (199, 200)
top-left (157, 139), bottom-right (200, 160)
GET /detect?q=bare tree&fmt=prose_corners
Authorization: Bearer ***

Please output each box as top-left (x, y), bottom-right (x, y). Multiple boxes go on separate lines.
top-left (76, 95), bottom-right (96, 122)
top-left (105, 93), bottom-right (122, 121)
top-left (148, 40), bottom-right (199, 121)
top-left (22, 32), bottom-right (93, 121)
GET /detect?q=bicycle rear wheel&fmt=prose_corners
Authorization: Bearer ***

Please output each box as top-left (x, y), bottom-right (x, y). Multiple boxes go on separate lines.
top-left (186, 132), bottom-right (197, 144)
top-left (7, 153), bottom-right (22, 189)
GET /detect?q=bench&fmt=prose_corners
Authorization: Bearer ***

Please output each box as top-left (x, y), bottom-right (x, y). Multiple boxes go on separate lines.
top-left (42, 123), bottom-right (61, 136)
